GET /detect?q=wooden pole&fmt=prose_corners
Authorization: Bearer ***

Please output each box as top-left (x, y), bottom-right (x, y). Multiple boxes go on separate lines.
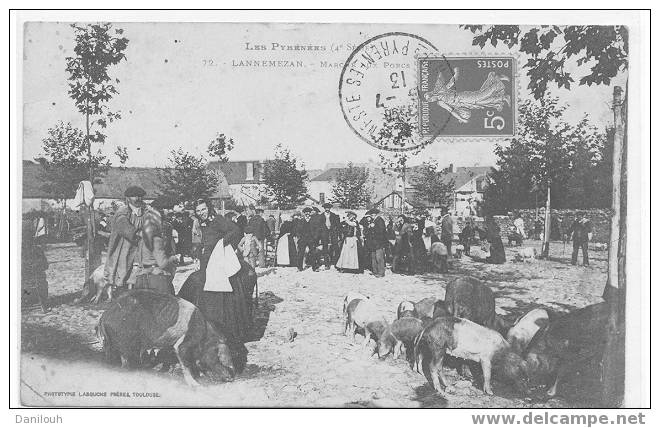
top-left (601, 85), bottom-right (626, 406)
top-left (541, 184), bottom-right (551, 258)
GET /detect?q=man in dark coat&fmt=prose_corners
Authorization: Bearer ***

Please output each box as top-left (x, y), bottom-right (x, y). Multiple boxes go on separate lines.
top-left (295, 207), bottom-right (319, 271)
top-left (439, 206), bottom-right (454, 257)
top-left (247, 207), bottom-right (270, 267)
top-left (235, 207), bottom-right (248, 234)
top-left (363, 208), bottom-right (388, 277)
top-left (568, 212), bottom-right (593, 266)
top-left (320, 203), bottom-right (342, 269)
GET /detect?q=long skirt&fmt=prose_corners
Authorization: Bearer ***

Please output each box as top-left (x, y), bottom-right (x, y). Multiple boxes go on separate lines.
top-left (177, 260), bottom-right (257, 343)
top-left (276, 233), bottom-right (297, 266)
top-left (336, 237), bottom-right (360, 271)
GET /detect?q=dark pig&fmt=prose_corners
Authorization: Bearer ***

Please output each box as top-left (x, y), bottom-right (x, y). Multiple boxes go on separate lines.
top-left (432, 300), bottom-right (450, 318)
top-left (445, 276), bottom-right (510, 334)
top-left (377, 317), bottom-right (424, 360)
top-left (97, 289), bottom-right (235, 386)
top-left (414, 317), bottom-right (529, 395)
top-left (524, 302), bottom-right (608, 397)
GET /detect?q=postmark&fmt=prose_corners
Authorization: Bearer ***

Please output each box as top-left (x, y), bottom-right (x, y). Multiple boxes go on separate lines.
top-left (338, 32), bottom-right (440, 152)
top-left (418, 56), bottom-right (516, 137)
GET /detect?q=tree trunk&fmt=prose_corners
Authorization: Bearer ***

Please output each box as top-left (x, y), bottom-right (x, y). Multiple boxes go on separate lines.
top-left (601, 85), bottom-right (626, 407)
top-left (84, 103), bottom-right (100, 293)
top-left (401, 168), bottom-right (406, 214)
top-left (541, 184), bottom-right (551, 258)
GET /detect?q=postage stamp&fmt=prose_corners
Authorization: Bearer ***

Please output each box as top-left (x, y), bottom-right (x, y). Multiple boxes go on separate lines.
top-left (418, 56), bottom-right (516, 138)
top-left (338, 32), bottom-right (438, 152)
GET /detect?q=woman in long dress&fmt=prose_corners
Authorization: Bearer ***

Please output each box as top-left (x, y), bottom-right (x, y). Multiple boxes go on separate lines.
top-left (177, 199), bottom-right (256, 345)
top-left (276, 214), bottom-right (297, 267)
top-left (336, 211), bottom-right (363, 273)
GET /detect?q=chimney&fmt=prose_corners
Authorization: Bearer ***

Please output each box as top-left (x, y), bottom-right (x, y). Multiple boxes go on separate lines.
top-left (449, 163), bottom-right (455, 173)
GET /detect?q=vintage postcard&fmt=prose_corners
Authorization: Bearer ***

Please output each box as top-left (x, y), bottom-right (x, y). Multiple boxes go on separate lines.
top-left (13, 12), bottom-right (648, 411)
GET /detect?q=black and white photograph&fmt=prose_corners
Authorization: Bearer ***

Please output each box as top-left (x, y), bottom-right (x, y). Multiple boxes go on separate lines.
top-left (9, 9), bottom-right (650, 413)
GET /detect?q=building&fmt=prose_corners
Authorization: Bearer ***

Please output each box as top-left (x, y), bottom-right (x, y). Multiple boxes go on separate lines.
top-left (22, 160), bottom-right (231, 213)
top-left (372, 165), bottom-right (492, 215)
top-left (307, 164), bottom-right (397, 207)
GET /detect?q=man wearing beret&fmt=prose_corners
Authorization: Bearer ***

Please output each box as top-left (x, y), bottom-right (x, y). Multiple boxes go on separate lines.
top-left (103, 186), bottom-right (155, 290)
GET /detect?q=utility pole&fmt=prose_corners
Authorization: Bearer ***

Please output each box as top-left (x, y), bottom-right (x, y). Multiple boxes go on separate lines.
top-left (601, 85), bottom-right (626, 407)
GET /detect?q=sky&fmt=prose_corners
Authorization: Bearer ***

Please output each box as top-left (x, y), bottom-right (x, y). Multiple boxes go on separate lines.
top-left (21, 22), bottom-right (627, 170)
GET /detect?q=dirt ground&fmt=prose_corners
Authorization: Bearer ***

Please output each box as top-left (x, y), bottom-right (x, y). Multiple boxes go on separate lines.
top-left (20, 240), bottom-right (607, 408)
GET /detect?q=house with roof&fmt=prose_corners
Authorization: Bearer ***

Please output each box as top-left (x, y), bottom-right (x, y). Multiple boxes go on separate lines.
top-left (307, 164), bottom-right (398, 208)
top-left (22, 160), bottom-right (231, 213)
top-left (372, 165), bottom-right (492, 215)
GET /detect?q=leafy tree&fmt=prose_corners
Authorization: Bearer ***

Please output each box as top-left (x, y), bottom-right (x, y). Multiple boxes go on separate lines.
top-left (462, 25), bottom-right (628, 99)
top-left (35, 122), bottom-right (110, 237)
top-left (114, 145), bottom-right (129, 168)
top-left (65, 23), bottom-right (129, 182)
top-left (36, 122), bottom-right (110, 202)
top-left (330, 163), bottom-right (373, 209)
top-left (159, 149), bottom-right (219, 202)
top-left (411, 161), bottom-right (455, 209)
top-left (207, 133), bottom-right (234, 163)
top-left (263, 144), bottom-right (308, 209)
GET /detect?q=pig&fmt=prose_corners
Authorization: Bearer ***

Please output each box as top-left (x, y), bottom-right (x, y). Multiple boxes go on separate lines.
top-left (506, 308), bottom-right (550, 354)
top-left (87, 264), bottom-right (112, 304)
top-left (343, 292), bottom-right (369, 317)
top-left (430, 242), bottom-right (449, 272)
top-left (514, 247), bottom-right (537, 263)
top-left (344, 298), bottom-right (388, 349)
top-left (524, 302), bottom-right (608, 397)
top-left (377, 316), bottom-right (424, 360)
top-left (432, 300), bottom-right (450, 318)
top-left (414, 297), bottom-right (438, 319)
top-left (97, 289), bottom-right (235, 387)
top-left (396, 300), bottom-right (416, 319)
top-left (444, 276), bottom-right (511, 334)
top-left (413, 317), bottom-right (529, 395)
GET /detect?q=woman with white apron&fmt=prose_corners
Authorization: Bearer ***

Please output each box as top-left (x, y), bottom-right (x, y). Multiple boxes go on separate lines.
top-left (336, 211), bottom-right (363, 273)
top-left (276, 214), bottom-right (298, 266)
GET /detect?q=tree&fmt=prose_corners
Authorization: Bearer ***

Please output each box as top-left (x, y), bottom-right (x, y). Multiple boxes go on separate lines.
top-left (65, 22), bottom-right (128, 284)
top-left (36, 122), bottom-right (110, 237)
top-left (464, 24), bottom-right (628, 406)
top-left (263, 144), bottom-right (308, 209)
top-left (375, 106), bottom-right (430, 212)
top-left (412, 161), bottom-right (455, 209)
top-left (65, 23), bottom-right (129, 182)
top-left (207, 133), bottom-right (234, 163)
top-left (159, 149), bottom-right (219, 202)
top-left (462, 25), bottom-right (628, 99)
top-left (330, 163), bottom-right (372, 209)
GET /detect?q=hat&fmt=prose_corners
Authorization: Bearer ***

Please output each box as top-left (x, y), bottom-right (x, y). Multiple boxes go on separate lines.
top-left (365, 208), bottom-right (380, 215)
top-left (345, 210), bottom-right (357, 217)
top-left (322, 202), bottom-right (333, 209)
top-left (124, 186), bottom-right (146, 197)
top-left (302, 207), bottom-right (313, 214)
top-left (151, 195), bottom-right (177, 210)
top-left (312, 207), bottom-right (320, 213)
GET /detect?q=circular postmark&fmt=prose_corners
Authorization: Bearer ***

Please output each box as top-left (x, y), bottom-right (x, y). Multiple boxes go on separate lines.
top-left (338, 32), bottom-right (451, 152)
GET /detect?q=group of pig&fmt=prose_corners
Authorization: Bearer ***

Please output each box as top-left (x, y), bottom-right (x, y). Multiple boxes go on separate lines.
top-left (343, 276), bottom-right (609, 398)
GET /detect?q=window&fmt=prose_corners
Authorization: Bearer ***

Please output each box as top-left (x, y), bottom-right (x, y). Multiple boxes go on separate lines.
top-left (319, 193), bottom-right (325, 204)
top-left (246, 162), bottom-right (254, 181)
